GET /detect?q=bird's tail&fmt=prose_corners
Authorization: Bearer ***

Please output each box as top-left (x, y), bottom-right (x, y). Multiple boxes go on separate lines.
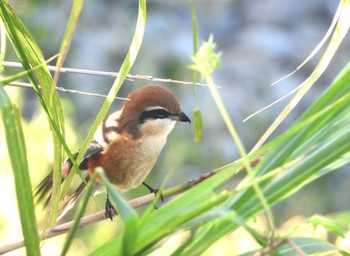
top-left (35, 139), bottom-right (105, 219)
top-left (34, 153), bottom-right (78, 207)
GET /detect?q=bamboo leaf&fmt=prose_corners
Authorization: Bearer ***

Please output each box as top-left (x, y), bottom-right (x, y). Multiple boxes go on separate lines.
top-left (60, 0), bottom-right (147, 209)
top-left (308, 215), bottom-right (346, 238)
top-left (0, 0), bottom-right (68, 222)
top-left (53, 0), bottom-right (84, 88)
top-left (241, 237), bottom-right (339, 256)
top-left (0, 87), bottom-right (40, 256)
top-left (60, 175), bottom-right (96, 256)
top-left (252, 0), bottom-right (350, 150)
top-left (97, 170), bottom-right (139, 256)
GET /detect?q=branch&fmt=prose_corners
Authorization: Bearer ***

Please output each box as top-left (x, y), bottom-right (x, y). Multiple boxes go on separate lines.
top-left (7, 81), bottom-right (129, 100)
top-left (3, 61), bottom-right (215, 87)
top-left (252, 238), bottom-right (307, 256)
top-left (0, 156), bottom-right (262, 254)
top-left (0, 165), bottom-right (223, 254)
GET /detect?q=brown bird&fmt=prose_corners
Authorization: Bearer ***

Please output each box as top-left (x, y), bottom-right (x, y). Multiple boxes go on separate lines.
top-left (35, 85), bottom-right (191, 220)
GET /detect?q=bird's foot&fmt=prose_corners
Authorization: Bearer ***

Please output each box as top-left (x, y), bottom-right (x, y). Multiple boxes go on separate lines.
top-left (142, 182), bottom-right (164, 208)
top-left (105, 194), bottom-right (117, 221)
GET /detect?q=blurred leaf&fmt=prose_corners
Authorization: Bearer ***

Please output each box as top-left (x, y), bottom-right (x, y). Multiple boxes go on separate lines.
top-left (231, 60), bottom-right (350, 216)
top-left (189, 34), bottom-right (221, 77)
top-left (179, 59), bottom-right (350, 254)
top-left (252, 0), bottom-right (350, 150)
top-left (190, 0), bottom-right (198, 56)
top-left (53, 0), bottom-right (84, 87)
top-left (173, 209), bottom-right (268, 256)
top-left (0, 21), bottom-right (6, 71)
top-left (278, 237), bottom-right (339, 255)
top-left (241, 237), bottom-right (339, 256)
top-left (193, 107), bottom-right (203, 142)
top-left (0, 87), bottom-right (40, 256)
top-left (308, 215), bottom-right (345, 238)
top-left (97, 169), bottom-right (140, 256)
top-left (70, 0), bottom-right (147, 253)
top-left (270, 0), bottom-right (343, 87)
top-left (193, 35), bottom-right (276, 237)
top-left (61, 0), bottom-right (148, 205)
top-left (1, 55), bottom-right (58, 86)
top-left (0, 0), bottom-right (68, 223)
top-left (89, 162), bottom-right (239, 255)
top-left (61, 175), bottom-right (96, 256)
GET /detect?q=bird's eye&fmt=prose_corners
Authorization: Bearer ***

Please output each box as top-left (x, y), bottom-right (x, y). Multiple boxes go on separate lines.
top-left (139, 108), bottom-right (170, 123)
top-left (155, 109), bottom-right (168, 118)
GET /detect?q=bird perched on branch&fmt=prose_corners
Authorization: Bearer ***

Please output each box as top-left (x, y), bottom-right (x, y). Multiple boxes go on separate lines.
top-left (36, 85), bottom-right (191, 220)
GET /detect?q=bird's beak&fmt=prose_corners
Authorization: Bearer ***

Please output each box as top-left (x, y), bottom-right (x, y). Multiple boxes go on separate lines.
top-left (172, 111), bottom-right (191, 123)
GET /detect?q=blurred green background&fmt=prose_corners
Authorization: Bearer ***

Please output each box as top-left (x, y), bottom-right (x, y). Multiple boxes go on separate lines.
top-left (1, 0), bottom-right (350, 254)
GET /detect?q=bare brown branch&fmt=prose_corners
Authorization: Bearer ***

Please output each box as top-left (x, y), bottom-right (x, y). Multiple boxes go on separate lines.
top-left (0, 167), bottom-right (220, 255)
top-left (0, 154), bottom-right (262, 255)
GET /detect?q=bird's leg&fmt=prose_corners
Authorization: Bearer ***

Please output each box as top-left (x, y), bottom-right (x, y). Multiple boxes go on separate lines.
top-left (142, 182), bottom-right (164, 202)
top-left (105, 191), bottom-right (117, 221)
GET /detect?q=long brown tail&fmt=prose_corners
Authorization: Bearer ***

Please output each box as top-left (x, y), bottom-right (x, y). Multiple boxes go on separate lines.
top-left (34, 153), bottom-right (78, 206)
top-left (35, 139), bottom-right (105, 212)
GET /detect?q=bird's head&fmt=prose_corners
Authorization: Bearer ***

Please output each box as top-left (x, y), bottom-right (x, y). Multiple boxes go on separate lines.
top-left (119, 85), bottom-right (191, 138)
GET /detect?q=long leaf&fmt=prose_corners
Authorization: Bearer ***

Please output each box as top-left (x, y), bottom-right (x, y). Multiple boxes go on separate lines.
top-left (60, 0), bottom-right (147, 208)
top-left (0, 87), bottom-right (40, 256)
top-left (252, 0), bottom-right (350, 150)
top-left (0, 0), bottom-right (68, 222)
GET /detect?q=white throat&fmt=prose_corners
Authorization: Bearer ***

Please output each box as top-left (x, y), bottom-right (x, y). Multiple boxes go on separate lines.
top-left (138, 118), bottom-right (176, 155)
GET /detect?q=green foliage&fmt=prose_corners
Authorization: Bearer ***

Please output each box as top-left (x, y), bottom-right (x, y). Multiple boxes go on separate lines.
top-left (1, 0), bottom-right (350, 255)
top-left (190, 35), bottom-right (221, 77)
top-left (308, 215), bottom-right (346, 238)
top-left (0, 0), bottom-right (68, 223)
top-left (0, 87), bottom-right (40, 255)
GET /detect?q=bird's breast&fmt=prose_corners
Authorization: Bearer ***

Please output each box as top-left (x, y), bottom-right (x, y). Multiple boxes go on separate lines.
top-left (101, 133), bottom-right (169, 191)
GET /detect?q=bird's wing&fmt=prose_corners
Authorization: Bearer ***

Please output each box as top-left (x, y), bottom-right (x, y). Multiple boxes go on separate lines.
top-left (93, 110), bottom-right (122, 147)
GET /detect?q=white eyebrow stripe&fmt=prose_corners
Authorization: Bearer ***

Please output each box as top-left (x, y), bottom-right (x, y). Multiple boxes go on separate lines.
top-left (144, 106), bottom-right (167, 111)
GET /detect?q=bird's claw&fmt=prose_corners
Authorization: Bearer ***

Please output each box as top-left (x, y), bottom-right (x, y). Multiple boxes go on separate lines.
top-left (142, 182), bottom-right (164, 203)
top-left (105, 195), bottom-right (117, 221)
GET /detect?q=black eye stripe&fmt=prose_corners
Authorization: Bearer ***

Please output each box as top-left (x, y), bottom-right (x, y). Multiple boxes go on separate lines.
top-left (139, 108), bottom-right (171, 123)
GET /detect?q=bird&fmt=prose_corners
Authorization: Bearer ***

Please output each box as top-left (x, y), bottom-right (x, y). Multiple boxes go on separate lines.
top-left (35, 85), bottom-right (191, 220)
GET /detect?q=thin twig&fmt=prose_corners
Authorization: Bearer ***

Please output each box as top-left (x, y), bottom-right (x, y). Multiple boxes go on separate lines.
top-left (287, 238), bottom-right (307, 256)
top-left (252, 238), bottom-right (307, 256)
top-left (7, 81), bottom-right (129, 101)
top-left (0, 168), bottom-right (220, 254)
top-left (252, 239), bottom-right (286, 256)
top-left (3, 61), bottom-right (216, 88)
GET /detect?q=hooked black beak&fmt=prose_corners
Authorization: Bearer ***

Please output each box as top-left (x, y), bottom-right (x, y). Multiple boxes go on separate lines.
top-left (173, 111), bottom-right (191, 123)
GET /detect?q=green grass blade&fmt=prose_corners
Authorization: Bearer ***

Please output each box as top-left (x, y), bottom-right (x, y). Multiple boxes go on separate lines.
top-left (191, 35), bottom-right (276, 234)
top-left (53, 0), bottom-right (84, 87)
top-left (0, 1), bottom-right (68, 222)
top-left (240, 237), bottom-right (338, 256)
top-left (0, 20), bottom-right (6, 69)
top-left (97, 170), bottom-right (139, 256)
top-left (60, 0), bottom-right (147, 253)
top-left (177, 59), bottom-right (350, 254)
top-left (299, 59), bottom-right (350, 120)
top-left (60, 175), bottom-right (96, 256)
top-left (252, 0), bottom-right (350, 150)
top-left (232, 58), bottom-right (350, 212)
top-left (89, 163), bottom-right (238, 255)
top-left (0, 87), bottom-right (40, 256)
top-left (61, 0), bottom-right (147, 204)
top-left (1, 55), bottom-right (58, 86)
